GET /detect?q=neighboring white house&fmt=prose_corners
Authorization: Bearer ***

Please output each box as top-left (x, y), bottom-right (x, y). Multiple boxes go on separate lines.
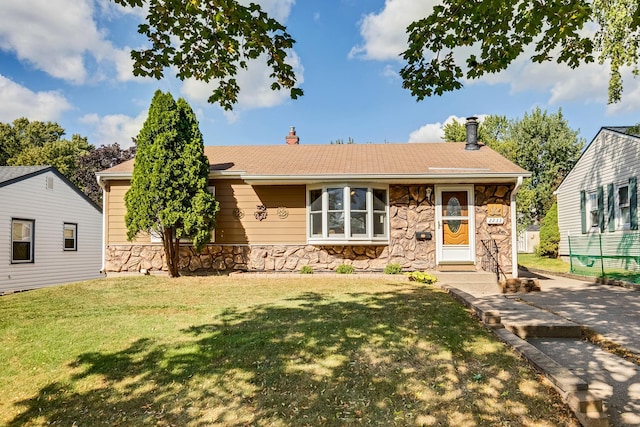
top-left (556, 127), bottom-right (640, 260)
top-left (0, 166), bottom-right (104, 293)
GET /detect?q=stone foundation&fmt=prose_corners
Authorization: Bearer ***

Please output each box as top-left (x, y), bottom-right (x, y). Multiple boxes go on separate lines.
top-left (104, 184), bottom-right (514, 274)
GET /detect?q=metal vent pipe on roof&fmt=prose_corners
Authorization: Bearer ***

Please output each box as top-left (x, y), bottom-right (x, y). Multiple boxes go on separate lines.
top-left (465, 116), bottom-right (480, 150)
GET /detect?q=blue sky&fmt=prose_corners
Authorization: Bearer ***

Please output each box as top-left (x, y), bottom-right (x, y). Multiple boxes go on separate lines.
top-left (1, 0), bottom-right (640, 149)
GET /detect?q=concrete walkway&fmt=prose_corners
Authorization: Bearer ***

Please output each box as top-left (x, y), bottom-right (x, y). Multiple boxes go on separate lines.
top-left (438, 271), bottom-right (640, 427)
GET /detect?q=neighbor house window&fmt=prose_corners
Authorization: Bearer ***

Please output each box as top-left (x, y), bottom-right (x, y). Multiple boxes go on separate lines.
top-left (307, 185), bottom-right (388, 243)
top-left (588, 191), bottom-right (599, 229)
top-left (12, 219), bottom-right (34, 263)
top-left (616, 184), bottom-right (631, 229)
top-left (64, 223), bottom-right (78, 251)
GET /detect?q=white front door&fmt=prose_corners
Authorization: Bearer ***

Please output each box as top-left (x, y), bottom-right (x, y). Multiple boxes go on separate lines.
top-left (436, 186), bottom-right (475, 264)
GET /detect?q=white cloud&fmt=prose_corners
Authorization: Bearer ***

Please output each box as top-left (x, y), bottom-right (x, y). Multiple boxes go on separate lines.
top-left (0, 75), bottom-right (72, 122)
top-left (181, 50), bottom-right (304, 117)
top-left (408, 115), bottom-right (487, 143)
top-left (252, 0), bottom-right (296, 22)
top-left (80, 110), bottom-right (147, 148)
top-left (408, 122), bottom-right (446, 143)
top-left (478, 54), bottom-right (612, 106)
top-left (382, 65), bottom-right (400, 80)
top-left (349, 0), bottom-right (434, 61)
top-left (0, 0), bottom-right (136, 84)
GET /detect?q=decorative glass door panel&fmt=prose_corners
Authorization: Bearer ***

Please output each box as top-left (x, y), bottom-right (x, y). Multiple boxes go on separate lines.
top-left (442, 191), bottom-right (469, 246)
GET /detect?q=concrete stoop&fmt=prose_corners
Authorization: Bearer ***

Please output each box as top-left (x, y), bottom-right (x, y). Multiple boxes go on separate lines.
top-left (434, 271), bottom-right (497, 284)
top-left (434, 271), bottom-right (501, 295)
top-left (444, 286), bottom-right (609, 427)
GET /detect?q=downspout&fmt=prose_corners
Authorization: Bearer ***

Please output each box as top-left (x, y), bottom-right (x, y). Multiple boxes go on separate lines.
top-left (510, 176), bottom-right (523, 278)
top-left (97, 175), bottom-right (107, 274)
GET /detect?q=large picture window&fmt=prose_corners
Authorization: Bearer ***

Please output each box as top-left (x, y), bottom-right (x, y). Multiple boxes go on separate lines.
top-left (307, 185), bottom-right (388, 243)
top-left (12, 219), bottom-right (34, 263)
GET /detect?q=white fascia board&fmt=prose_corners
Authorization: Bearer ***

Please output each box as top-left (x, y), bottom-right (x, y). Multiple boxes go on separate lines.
top-left (210, 170), bottom-right (247, 178)
top-left (242, 173), bottom-right (530, 185)
top-left (95, 172), bottom-right (133, 188)
top-left (95, 170), bottom-right (247, 185)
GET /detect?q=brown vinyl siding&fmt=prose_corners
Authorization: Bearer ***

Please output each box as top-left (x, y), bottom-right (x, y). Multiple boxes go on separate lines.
top-left (106, 180), bottom-right (150, 244)
top-left (214, 180), bottom-right (306, 244)
top-left (104, 179), bottom-right (306, 246)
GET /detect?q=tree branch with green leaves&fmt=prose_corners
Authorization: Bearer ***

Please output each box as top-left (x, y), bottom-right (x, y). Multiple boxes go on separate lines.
top-left (113, 0), bottom-right (303, 110)
top-left (400, 0), bottom-right (640, 104)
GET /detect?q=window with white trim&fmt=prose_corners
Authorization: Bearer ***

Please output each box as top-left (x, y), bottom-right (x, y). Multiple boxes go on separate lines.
top-left (307, 185), bottom-right (388, 243)
top-left (12, 219), bottom-right (34, 263)
top-left (63, 223), bottom-right (77, 251)
top-left (616, 184), bottom-right (631, 229)
top-left (588, 191), bottom-right (598, 229)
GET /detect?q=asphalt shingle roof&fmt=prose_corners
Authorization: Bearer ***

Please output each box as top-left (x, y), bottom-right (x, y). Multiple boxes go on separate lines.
top-left (0, 166), bottom-right (50, 185)
top-left (101, 142), bottom-right (529, 177)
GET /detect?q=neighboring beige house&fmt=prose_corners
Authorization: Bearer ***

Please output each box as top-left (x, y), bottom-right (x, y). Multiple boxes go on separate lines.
top-left (0, 166), bottom-right (104, 293)
top-left (556, 126), bottom-right (640, 260)
top-left (97, 120), bottom-right (530, 277)
top-left (518, 225), bottom-right (540, 254)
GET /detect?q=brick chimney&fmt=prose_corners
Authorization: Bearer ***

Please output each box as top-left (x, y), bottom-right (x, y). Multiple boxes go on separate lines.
top-left (285, 126), bottom-right (299, 145)
top-left (465, 116), bottom-right (480, 150)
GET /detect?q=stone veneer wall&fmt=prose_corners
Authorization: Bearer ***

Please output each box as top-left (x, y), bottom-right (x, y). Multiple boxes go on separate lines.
top-left (475, 184), bottom-right (514, 274)
top-left (105, 184), bottom-right (513, 274)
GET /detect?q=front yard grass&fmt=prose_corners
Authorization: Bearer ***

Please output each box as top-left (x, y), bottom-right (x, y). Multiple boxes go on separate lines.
top-left (518, 253), bottom-right (571, 274)
top-left (0, 275), bottom-right (578, 426)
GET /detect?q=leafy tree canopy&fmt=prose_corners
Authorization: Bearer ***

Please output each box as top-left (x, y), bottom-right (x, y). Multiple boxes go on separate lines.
top-left (330, 137), bottom-right (355, 144)
top-left (0, 118), bottom-right (66, 165)
top-left (400, 0), bottom-right (639, 104)
top-left (113, 0), bottom-right (303, 110)
top-left (7, 134), bottom-right (93, 177)
top-left (74, 143), bottom-right (137, 206)
top-left (125, 90), bottom-right (219, 277)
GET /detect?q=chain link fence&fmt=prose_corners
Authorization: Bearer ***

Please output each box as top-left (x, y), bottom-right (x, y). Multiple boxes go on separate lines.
top-left (567, 232), bottom-right (640, 283)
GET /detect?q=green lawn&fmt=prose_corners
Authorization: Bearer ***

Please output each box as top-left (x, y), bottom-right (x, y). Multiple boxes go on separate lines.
top-left (0, 275), bottom-right (578, 426)
top-left (519, 253), bottom-right (640, 283)
top-left (518, 253), bottom-right (571, 274)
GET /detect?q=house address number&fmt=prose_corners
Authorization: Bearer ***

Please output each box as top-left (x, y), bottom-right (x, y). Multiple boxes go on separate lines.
top-left (487, 217), bottom-right (504, 225)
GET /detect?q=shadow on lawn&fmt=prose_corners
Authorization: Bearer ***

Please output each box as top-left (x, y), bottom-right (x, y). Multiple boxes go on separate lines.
top-left (8, 287), bottom-right (576, 426)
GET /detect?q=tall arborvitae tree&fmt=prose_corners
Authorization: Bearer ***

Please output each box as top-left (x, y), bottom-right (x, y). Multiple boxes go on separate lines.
top-left (125, 90), bottom-right (218, 277)
top-left (537, 201), bottom-right (560, 258)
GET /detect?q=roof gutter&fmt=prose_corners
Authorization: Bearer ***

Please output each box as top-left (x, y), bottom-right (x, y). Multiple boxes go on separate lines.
top-left (96, 171), bottom-right (531, 185)
top-left (241, 172), bottom-right (531, 185)
top-left (510, 176), bottom-right (524, 278)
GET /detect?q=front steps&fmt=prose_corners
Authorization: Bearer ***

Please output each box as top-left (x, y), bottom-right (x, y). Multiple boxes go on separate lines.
top-left (433, 271), bottom-right (501, 296)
